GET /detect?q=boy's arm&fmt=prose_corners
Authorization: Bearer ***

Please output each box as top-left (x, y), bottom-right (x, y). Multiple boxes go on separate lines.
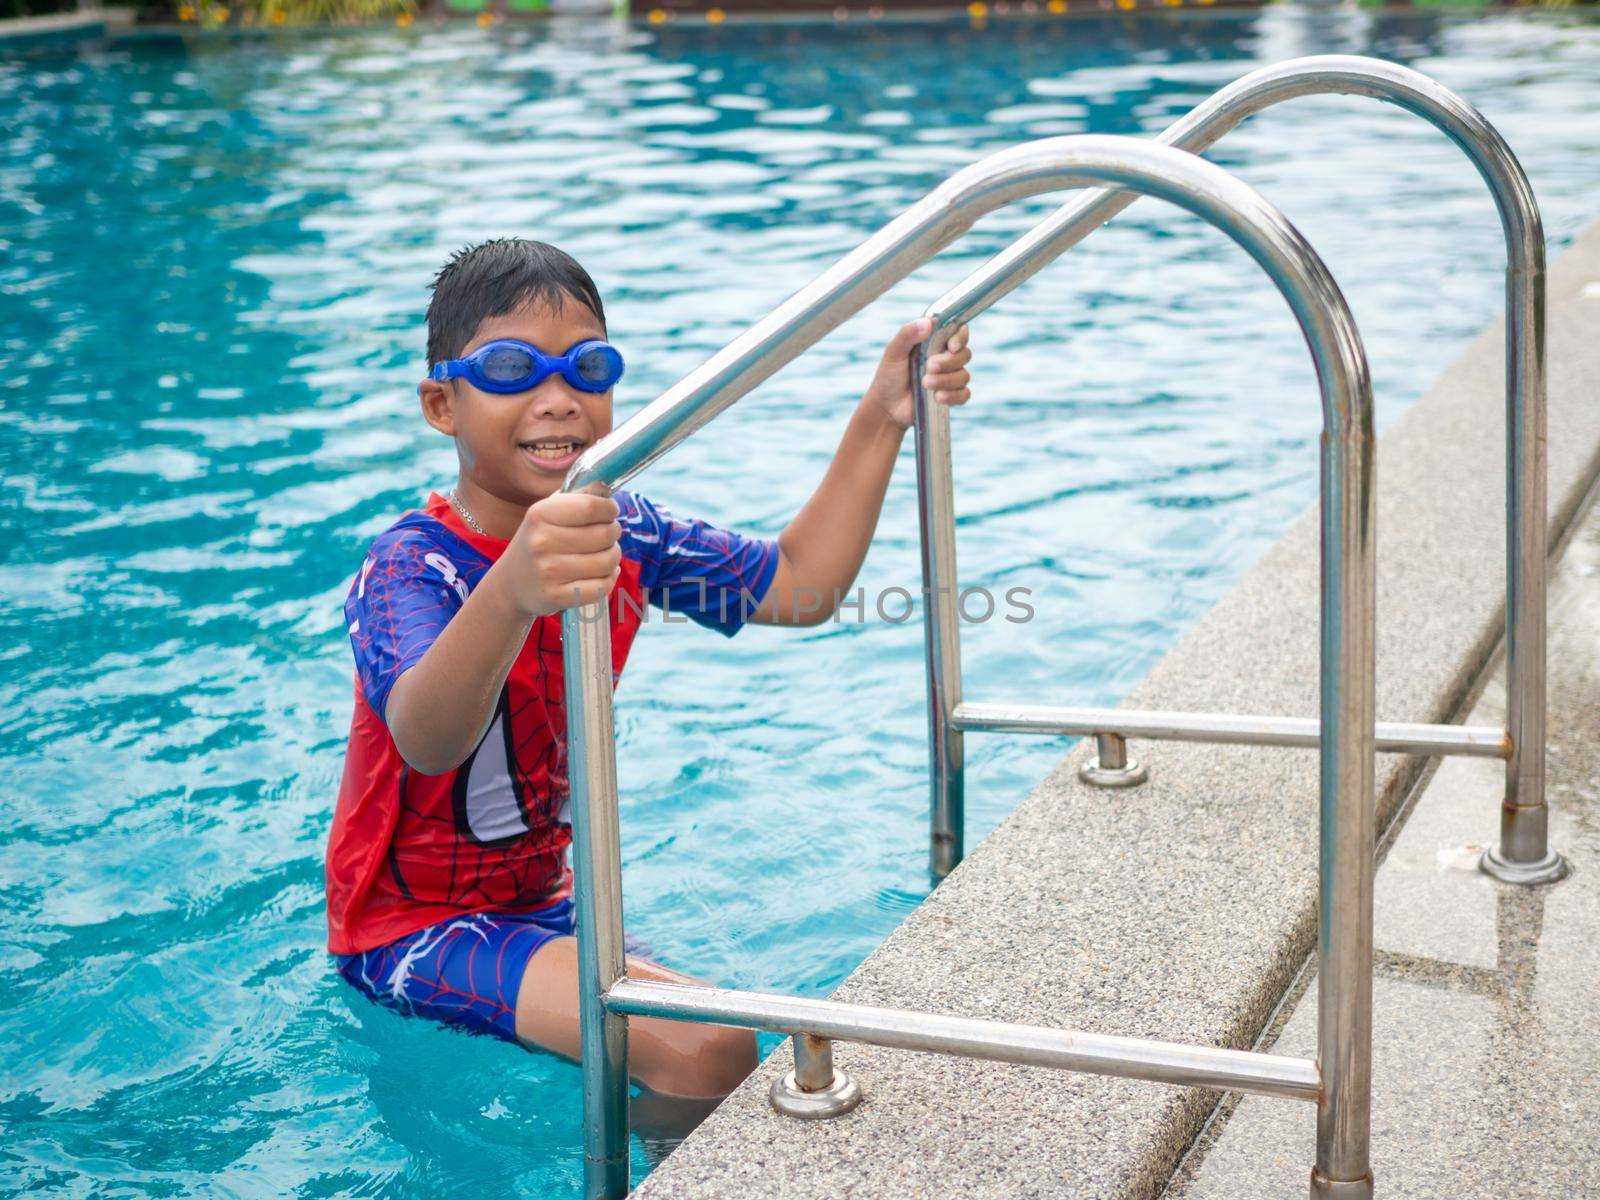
top-left (750, 319), bottom-right (971, 626)
top-left (386, 492), bottom-right (622, 776)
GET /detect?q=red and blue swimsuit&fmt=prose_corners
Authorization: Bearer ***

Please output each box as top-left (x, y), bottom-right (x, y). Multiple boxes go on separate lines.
top-left (327, 490), bottom-right (778, 1041)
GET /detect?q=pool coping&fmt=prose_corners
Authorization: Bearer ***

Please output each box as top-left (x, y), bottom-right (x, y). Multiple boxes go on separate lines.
top-left (630, 217), bottom-right (1600, 1200)
top-left (49, 0), bottom-right (1542, 41)
top-left (0, 7), bottom-right (132, 48)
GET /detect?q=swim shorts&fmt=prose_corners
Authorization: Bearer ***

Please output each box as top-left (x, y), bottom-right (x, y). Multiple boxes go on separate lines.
top-left (336, 900), bottom-right (576, 1043)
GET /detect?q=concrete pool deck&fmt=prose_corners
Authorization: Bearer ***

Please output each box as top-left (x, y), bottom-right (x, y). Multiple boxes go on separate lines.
top-left (632, 214), bottom-right (1600, 1200)
top-left (1166, 451), bottom-right (1600, 1198)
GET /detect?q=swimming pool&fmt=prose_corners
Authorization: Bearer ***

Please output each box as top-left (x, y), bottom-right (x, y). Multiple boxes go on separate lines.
top-left (3, 6), bottom-right (1598, 1195)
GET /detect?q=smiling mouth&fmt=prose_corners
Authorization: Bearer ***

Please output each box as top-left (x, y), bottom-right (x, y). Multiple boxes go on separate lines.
top-left (519, 438), bottom-right (586, 464)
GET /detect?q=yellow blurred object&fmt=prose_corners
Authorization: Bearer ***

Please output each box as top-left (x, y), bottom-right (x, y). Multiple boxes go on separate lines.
top-left (1047, 0), bottom-right (1066, 10)
top-left (211, 5), bottom-right (229, 20)
top-left (966, 0), bottom-right (987, 14)
top-left (475, 9), bottom-right (493, 23)
top-left (177, 4), bottom-right (194, 17)
top-left (271, 7), bottom-right (285, 19)
top-left (705, 6), bottom-right (725, 21)
top-left (395, 9), bottom-right (412, 22)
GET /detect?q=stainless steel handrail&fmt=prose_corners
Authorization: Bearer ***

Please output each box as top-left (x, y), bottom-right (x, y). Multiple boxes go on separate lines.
top-left (952, 701), bottom-right (1510, 758)
top-left (562, 134), bottom-right (1377, 1199)
top-left (912, 55), bottom-right (1564, 885)
top-left (606, 977), bottom-right (1323, 1102)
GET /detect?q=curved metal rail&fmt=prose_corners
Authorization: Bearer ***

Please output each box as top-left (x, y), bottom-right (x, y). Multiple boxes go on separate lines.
top-left (912, 54), bottom-right (1563, 885)
top-left (562, 134), bottom-right (1377, 1199)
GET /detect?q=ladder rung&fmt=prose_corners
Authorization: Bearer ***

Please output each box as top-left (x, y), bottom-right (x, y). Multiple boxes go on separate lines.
top-left (952, 701), bottom-right (1510, 759)
top-left (605, 978), bottom-right (1321, 1103)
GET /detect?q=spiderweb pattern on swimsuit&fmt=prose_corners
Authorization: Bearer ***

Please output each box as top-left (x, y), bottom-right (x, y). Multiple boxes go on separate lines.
top-left (325, 490), bottom-right (779, 954)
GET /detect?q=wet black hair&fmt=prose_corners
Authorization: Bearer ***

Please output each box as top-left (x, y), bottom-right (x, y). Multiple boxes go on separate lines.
top-left (425, 238), bottom-right (607, 367)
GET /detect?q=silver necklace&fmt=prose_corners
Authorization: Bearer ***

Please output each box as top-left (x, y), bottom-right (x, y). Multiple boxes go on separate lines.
top-left (447, 488), bottom-right (486, 535)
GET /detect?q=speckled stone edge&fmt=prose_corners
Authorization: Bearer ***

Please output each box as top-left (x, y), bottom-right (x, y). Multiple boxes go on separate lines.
top-left (1165, 480), bottom-right (1600, 1199)
top-left (632, 220), bottom-right (1600, 1200)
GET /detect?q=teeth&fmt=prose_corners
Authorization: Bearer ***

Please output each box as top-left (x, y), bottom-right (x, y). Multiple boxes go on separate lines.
top-left (524, 442), bottom-right (578, 459)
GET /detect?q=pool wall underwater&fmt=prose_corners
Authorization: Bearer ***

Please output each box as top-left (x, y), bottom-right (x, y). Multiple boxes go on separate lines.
top-left (630, 219), bottom-right (1600, 1198)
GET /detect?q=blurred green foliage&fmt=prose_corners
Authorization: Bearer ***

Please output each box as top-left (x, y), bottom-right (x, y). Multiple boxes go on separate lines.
top-left (2, 0), bottom-right (76, 17)
top-left (0, 0), bottom-right (413, 23)
top-left (175, 0), bottom-right (415, 25)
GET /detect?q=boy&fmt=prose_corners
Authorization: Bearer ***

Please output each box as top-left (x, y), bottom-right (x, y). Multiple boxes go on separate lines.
top-left (326, 238), bottom-right (971, 1103)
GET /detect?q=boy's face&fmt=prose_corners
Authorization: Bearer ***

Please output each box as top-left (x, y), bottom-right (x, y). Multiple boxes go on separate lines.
top-left (419, 296), bottom-right (614, 507)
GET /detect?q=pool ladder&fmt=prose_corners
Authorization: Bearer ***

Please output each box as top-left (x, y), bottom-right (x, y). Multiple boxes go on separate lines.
top-left (556, 56), bottom-right (1565, 1200)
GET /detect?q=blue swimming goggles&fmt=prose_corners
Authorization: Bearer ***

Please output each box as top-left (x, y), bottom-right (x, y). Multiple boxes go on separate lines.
top-left (427, 338), bottom-right (625, 395)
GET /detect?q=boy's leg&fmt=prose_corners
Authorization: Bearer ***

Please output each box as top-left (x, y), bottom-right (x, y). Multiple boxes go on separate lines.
top-left (514, 935), bottom-right (757, 1101)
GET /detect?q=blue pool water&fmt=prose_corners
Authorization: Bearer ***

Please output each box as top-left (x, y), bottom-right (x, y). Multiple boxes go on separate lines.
top-left (4, 6), bottom-right (1599, 1195)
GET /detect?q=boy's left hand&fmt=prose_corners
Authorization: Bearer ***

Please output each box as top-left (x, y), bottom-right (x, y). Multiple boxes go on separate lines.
top-left (864, 318), bottom-right (972, 432)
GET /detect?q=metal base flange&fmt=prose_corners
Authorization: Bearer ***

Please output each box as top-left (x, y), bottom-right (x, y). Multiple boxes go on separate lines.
top-left (769, 1068), bottom-right (862, 1120)
top-left (1309, 1170), bottom-right (1373, 1198)
top-left (1078, 756), bottom-right (1150, 788)
top-left (1478, 846), bottom-right (1570, 885)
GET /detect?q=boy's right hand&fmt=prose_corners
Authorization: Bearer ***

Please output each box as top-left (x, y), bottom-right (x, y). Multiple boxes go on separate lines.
top-left (504, 489), bottom-right (623, 617)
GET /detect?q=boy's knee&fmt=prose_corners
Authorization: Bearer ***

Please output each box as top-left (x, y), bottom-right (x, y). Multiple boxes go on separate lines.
top-left (647, 1025), bottom-right (757, 1100)
top-left (701, 1026), bottom-right (758, 1094)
